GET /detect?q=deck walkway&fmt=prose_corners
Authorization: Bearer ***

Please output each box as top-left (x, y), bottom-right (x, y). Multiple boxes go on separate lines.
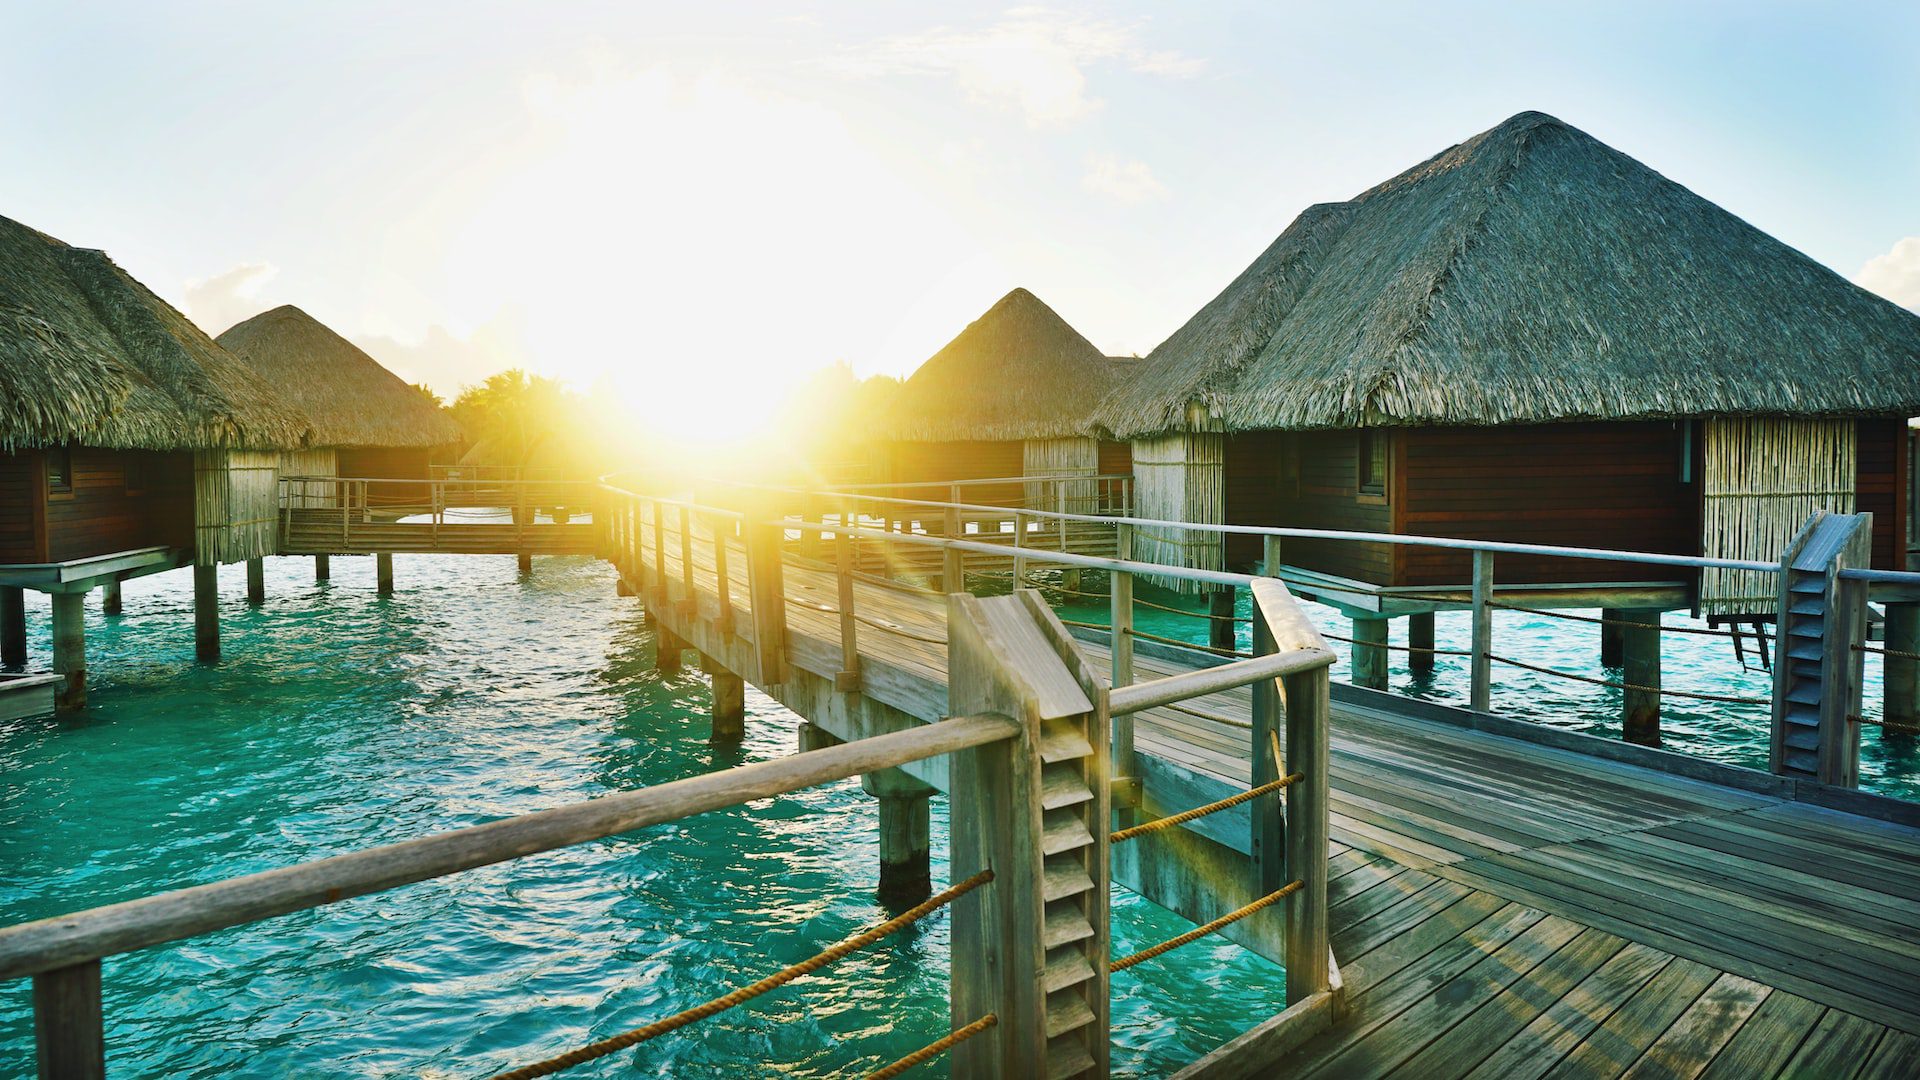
top-left (637, 528), bottom-right (1920, 1077)
top-left (278, 509), bottom-right (598, 556)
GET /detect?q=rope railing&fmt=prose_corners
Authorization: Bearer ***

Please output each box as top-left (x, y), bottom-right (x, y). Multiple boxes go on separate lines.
top-left (864, 1014), bottom-right (999, 1080)
top-left (1110, 774), bottom-right (1301, 843)
top-left (1488, 601), bottom-right (1745, 639)
top-left (489, 870), bottom-right (995, 1080)
top-left (1319, 631), bottom-right (1473, 658)
top-left (1486, 654), bottom-right (1771, 705)
top-left (1856, 643), bottom-right (1920, 662)
top-left (1110, 881), bottom-right (1304, 973)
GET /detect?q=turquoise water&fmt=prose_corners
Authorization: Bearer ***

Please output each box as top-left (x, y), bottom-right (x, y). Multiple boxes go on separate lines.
top-left (0, 555), bottom-right (1282, 1078)
top-left (1047, 575), bottom-right (1920, 804)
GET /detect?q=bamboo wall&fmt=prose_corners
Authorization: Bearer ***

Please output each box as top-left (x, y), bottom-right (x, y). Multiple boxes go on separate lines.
top-left (1700, 418), bottom-right (1856, 616)
top-left (194, 449), bottom-right (282, 565)
top-left (279, 448), bottom-right (339, 510)
top-left (1131, 429), bottom-right (1225, 594)
top-left (1022, 437), bottom-right (1099, 513)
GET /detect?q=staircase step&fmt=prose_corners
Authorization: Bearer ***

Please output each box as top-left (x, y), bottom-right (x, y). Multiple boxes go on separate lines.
top-left (1045, 991), bottom-right (1096, 1039)
top-left (1042, 948), bottom-right (1097, 994)
top-left (1042, 810), bottom-right (1095, 856)
top-left (1041, 765), bottom-right (1095, 810)
top-left (1046, 1039), bottom-right (1097, 1080)
top-left (1043, 857), bottom-right (1095, 902)
top-left (1039, 721), bottom-right (1095, 764)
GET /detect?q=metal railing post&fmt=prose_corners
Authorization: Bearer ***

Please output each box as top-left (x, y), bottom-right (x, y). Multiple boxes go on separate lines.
top-left (1110, 522), bottom-right (1136, 801)
top-left (1471, 550), bottom-right (1494, 712)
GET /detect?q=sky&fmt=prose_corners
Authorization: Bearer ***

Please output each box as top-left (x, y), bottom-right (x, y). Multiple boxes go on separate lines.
top-left (4, 2), bottom-right (1918, 437)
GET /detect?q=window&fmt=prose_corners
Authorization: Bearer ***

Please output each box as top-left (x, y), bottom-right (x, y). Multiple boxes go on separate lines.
top-left (45, 445), bottom-right (72, 495)
top-left (1357, 431), bottom-right (1388, 499)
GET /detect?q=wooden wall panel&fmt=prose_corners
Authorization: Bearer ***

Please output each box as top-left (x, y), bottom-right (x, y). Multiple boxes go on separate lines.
top-left (0, 452), bottom-right (40, 563)
top-left (885, 439), bottom-right (1025, 505)
top-left (1225, 430), bottom-right (1394, 583)
top-left (1097, 440), bottom-right (1131, 477)
top-left (43, 449), bottom-right (194, 563)
top-left (336, 446), bottom-right (432, 480)
top-left (1399, 421), bottom-right (1698, 587)
top-left (1856, 417), bottom-right (1906, 570)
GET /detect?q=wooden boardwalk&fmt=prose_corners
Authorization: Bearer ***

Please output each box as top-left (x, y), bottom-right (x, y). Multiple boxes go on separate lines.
top-left (635, 525), bottom-right (1920, 1077)
top-left (278, 509), bottom-right (599, 556)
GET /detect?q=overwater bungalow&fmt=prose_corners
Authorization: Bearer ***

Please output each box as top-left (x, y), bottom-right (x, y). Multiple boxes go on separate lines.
top-left (878, 288), bottom-right (1134, 507)
top-left (0, 213), bottom-right (312, 708)
top-left (1094, 112), bottom-right (1920, 638)
top-left (216, 304), bottom-right (462, 511)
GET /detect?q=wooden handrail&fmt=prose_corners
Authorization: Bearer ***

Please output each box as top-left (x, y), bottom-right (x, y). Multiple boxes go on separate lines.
top-left (0, 714), bottom-right (1017, 982)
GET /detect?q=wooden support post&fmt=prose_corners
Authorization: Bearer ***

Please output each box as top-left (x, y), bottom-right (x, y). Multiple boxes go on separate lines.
top-left (797, 720), bottom-right (842, 753)
top-left (677, 505), bottom-right (696, 617)
top-left (33, 960), bottom-right (104, 1080)
top-left (1283, 650), bottom-right (1332, 1004)
top-left (515, 485), bottom-right (530, 574)
top-left (194, 563), bottom-right (220, 664)
top-left (314, 555), bottom-right (330, 581)
top-left (101, 579), bottom-right (122, 617)
top-left (650, 500), bottom-right (668, 603)
top-left (744, 513), bottom-right (789, 686)
top-left (51, 592), bottom-right (85, 712)
top-left (245, 557), bottom-right (265, 606)
top-left (1885, 602), bottom-right (1919, 734)
top-left (1600, 608), bottom-right (1625, 667)
top-left (711, 515), bottom-right (735, 636)
top-left (2, 586), bottom-right (25, 669)
top-left (375, 553), bottom-right (394, 597)
top-left (863, 769), bottom-right (934, 907)
top-left (1110, 523), bottom-right (1136, 798)
top-left (655, 624), bottom-right (685, 674)
top-left (942, 502), bottom-right (965, 594)
top-left (835, 500), bottom-right (860, 692)
top-left (1010, 510), bottom-right (1026, 585)
top-left (1407, 611), bottom-right (1435, 675)
top-left (1621, 609), bottom-right (1662, 747)
top-left (1470, 551), bottom-right (1493, 712)
top-left (873, 793), bottom-right (931, 906)
top-left (1350, 617), bottom-right (1388, 690)
top-left (710, 666), bottom-right (745, 743)
top-left (1209, 588), bottom-right (1237, 654)
top-left (1251, 588), bottom-right (1286, 925)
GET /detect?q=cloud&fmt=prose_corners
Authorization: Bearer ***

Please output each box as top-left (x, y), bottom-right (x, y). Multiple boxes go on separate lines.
top-left (1083, 154), bottom-right (1167, 204)
top-left (830, 8), bottom-right (1203, 126)
top-left (1856, 237), bottom-right (1920, 312)
top-left (351, 312), bottom-right (526, 399)
top-left (181, 262), bottom-right (278, 335)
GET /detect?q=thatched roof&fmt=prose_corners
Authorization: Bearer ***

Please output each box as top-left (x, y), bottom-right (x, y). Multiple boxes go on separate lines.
top-left (884, 288), bottom-right (1135, 441)
top-left (217, 305), bottom-right (462, 448)
top-left (0, 214), bottom-right (312, 451)
top-left (1097, 111), bottom-right (1920, 437)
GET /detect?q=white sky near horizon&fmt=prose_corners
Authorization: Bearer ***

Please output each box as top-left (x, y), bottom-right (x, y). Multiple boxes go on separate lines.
top-left (3, 2), bottom-right (1918, 442)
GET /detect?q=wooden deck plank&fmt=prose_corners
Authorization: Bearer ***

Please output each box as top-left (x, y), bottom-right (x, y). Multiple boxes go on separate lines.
top-left (1778, 1009), bottom-right (1889, 1080)
top-left (1695, 991), bottom-right (1827, 1080)
top-left (1540, 959), bottom-right (1720, 1080)
top-left (1464, 943), bottom-right (1674, 1080)
top-left (1396, 927), bottom-right (1628, 1079)
top-left (1619, 972), bottom-right (1771, 1080)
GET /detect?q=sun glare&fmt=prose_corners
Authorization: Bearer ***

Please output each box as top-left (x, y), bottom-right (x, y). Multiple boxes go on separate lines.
top-left (426, 62), bottom-right (1004, 451)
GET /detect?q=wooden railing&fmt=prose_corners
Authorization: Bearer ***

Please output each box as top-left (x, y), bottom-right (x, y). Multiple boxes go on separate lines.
top-left (600, 480), bottom-right (1342, 1072)
top-left (616, 478), bottom-right (1920, 794)
top-left (0, 714), bottom-right (1036, 1076)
